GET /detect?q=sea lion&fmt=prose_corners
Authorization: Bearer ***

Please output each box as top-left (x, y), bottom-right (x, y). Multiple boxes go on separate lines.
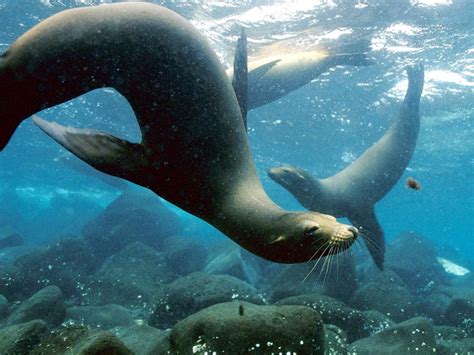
top-left (268, 64), bottom-right (425, 268)
top-left (0, 3), bottom-right (358, 263)
top-left (226, 51), bottom-right (373, 110)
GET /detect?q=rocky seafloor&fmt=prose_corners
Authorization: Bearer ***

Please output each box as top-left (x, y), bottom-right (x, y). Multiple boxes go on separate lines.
top-left (0, 189), bottom-right (473, 354)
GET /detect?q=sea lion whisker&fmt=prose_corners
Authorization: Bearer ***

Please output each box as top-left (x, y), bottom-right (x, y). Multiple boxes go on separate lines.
top-left (302, 242), bottom-right (331, 284)
top-left (317, 245), bottom-right (334, 287)
top-left (307, 240), bottom-right (330, 263)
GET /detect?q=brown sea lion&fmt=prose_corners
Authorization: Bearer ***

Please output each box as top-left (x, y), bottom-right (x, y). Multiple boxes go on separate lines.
top-left (268, 64), bottom-right (424, 268)
top-left (226, 50), bottom-right (373, 110)
top-left (0, 3), bottom-right (358, 263)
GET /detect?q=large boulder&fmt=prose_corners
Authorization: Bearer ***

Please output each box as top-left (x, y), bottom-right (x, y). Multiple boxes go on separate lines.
top-left (444, 298), bottom-right (474, 336)
top-left (12, 237), bottom-right (100, 299)
top-left (5, 285), bottom-right (65, 328)
top-left (0, 320), bottom-right (48, 354)
top-left (205, 247), bottom-right (261, 285)
top-left (149, 272), bottom-right (264, 328)
top-left (82, 190), bottom-right (182, 258)
top-left (348, 317), bottom-right (437, 354)
top-left (170, 301), bottom-right (325, 354)
top-left (31, 325), bottom-right (133, 354)
top-left (161, 235), bottom-right (208, 276)
top-left (386, 232), bottom-right (449, 291)
top-left (276, 293), bottom-right (393, 342)
top-left (66, 304), bottom-right (142, 329)
top-left (87, 242), bottom-right (175, 307)
top-left (350, 270), bottom-right (415, 322)
top-left (112, 325), bottom-right (171, 355)
top-left (0, 226), bottom-right (23, 249)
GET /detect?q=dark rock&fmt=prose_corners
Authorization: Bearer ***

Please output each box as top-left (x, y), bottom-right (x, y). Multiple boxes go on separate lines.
top-left (161, 235), bottom-right (207, 276)
top-left (276, 293), bottom-right (391, 342)
top-left (66, 304), bottom-right (142, 329)
top-left (0, 265), bottom-right (22, 301)
top-left (149, 272), bottom-right (264, 329)
top-left (82, 190), bottom-right (182, 258)
top-left (0, 320), bottom-right (48, 354)
top-left (0, 228), bottom-right (23, 249)
top-left (170, 301), bottom-right (325, 354)
top-left (436, 338), bottom-right (474, 355)
top-left (6, 285), bottom-right (65, 327)
top-left (348, 317), bottom-right (437, 354)
top-left (416, 291), bottom-right (452, 324)
top-left (88, 242), bottom-right (175, 307)
top-left (205, 247), bottom-right (261, 285)
top-left (324, 324), bottom-right (348, 354)
top-left (264, 251), bottom-right (357, 303)
top-left (444, 298), bottom-right (474, 336)
top-left (112, 325), bottom-right (171, 355)
top-left (386, 232), bottom-right (449, 291)
top-left (361, 310), bottom-right (395, 334)
top-left (13, 238), bottom-right (100, 299)
top-left (0, 244), bottom-right (37, 266)
top-left (434, 325), bottom-right (468, 341)
top-left (350, 271), bottom-right (415, 322)
top-left (31, 325), bottom-right (133, 354)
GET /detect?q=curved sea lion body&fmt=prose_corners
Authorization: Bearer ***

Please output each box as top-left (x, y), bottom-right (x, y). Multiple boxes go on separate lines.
top-left (269, 65), bottom-right (425, 268)
top-left (0, 3), bottom-right (358, 263)
top-left (226, 51), bottom-right (373, 110)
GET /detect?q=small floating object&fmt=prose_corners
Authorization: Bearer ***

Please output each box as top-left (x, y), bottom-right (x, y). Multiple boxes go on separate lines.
top-left (437, 257), bottom-right (470, 276)
top-left (406, 177), bottom-right (421, 190)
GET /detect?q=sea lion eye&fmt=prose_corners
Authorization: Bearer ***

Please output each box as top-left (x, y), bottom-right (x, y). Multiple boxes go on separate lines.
top-left (304, 224), bottom-right (320, 237)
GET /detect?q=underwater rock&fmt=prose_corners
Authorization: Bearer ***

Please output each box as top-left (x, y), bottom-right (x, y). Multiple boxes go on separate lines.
top-left (111, 324), bottom-right (171, 355)
top-left (205, 246), bottom-right (261, 286)
top-left (82, 190), bottom-right (182, 258)
top-left (31, 325), bottom-right (133, 354)
top-left (324, 324), bottom-right (348, 354)
top-left (264, 251), bottom-right (357, 303)
top-left (161, 235), bottom-right (208, 276)
top-left (276, 293), bottom-right (392, 342)
top-left (66, 304), bottom-right (142, 330)
top-left (386, 231), bottom-right (449, 291)
top-left (13, 237), bottom-right (100, 300)
top-left (87, 242), bottom-right (175, 307)
top-left (0, 320), bottom-right (48, 354)
top-left (348, 317), bottom-right (437, 354)
top-left (415, 291), bottom-right (452, 324)
top-left (444, 298), bottom-right (474, 336)
top-left (169, 301), bottom-right (325, 354)
top-left (149, 272), bottom-right (264, 329)
top-left (0, 228), bottom-right (23, 249)
top-left (350, 270), bottom-right (415, 322)
top-left (5, 285), bottom-right (65, 328)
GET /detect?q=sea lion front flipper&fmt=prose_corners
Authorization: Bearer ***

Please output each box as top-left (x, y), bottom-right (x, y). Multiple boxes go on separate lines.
top-left (232, 27), bottom-right (248, 130)
top-left (33, 116), bottom-right (145, 180)
top-left (348, 207), bottom-right (385, 270)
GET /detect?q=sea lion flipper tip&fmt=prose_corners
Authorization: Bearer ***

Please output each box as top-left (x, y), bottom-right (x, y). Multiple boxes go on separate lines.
top-left (232, 27), bottom-right (248, 130)
top-left (33, 115), bottom-right (142, 179)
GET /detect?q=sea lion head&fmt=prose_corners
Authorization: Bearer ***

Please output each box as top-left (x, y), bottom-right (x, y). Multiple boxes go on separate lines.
top-left (268, 165), bottom-right (312, 190)
top-left (265, 211), bottom-right (358, 263)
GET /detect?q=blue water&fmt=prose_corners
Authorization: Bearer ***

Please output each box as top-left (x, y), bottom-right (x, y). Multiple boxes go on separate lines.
top-left (0, 0), bottom-right (473, 267)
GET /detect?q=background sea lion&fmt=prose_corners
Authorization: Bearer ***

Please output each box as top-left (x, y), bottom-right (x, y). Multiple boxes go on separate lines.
top-left (268, 64), bottom-right (425, 269)
top-left (0, 3), bottom-right (358, 263)
top-left (226, 50), bottom-right (373, 110)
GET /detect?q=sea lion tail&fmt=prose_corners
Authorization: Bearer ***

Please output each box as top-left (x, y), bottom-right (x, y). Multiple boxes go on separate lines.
top-left (33, 116), bottom-right (145, 182)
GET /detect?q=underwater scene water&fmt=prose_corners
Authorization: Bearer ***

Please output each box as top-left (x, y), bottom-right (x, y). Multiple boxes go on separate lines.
top-left (0, 0), bottom-right (473, 353)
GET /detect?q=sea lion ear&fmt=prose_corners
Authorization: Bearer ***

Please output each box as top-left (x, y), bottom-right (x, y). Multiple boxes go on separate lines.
top-left (32, 115), bottom-right (144, 180)
top-left (268, 235), bottom-right (287, 244)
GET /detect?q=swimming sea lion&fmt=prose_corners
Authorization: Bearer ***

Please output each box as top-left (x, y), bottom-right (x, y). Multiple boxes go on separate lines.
top-left (226, 51), bottom-right (373, 110)
top-left (268, 64), bottom-right (424, 268)
top-left (0, 3), bottom-right (358, 263)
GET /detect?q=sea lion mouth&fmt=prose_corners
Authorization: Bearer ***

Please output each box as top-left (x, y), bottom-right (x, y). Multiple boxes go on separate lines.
top-left (331, 225), bottom-right (358, 245)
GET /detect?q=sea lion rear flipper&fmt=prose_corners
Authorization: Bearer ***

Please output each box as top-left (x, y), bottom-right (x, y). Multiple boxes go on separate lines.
top-left (348, 208), bottom-right (385, 270)
top-left (33, 116), bottom-right (144, 180)
top-left (232, 27), bottom-right (248, 130)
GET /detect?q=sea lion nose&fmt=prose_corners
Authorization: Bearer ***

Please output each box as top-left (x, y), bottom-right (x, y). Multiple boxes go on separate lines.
top-left (348, 225), bottom-right (359, 237)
